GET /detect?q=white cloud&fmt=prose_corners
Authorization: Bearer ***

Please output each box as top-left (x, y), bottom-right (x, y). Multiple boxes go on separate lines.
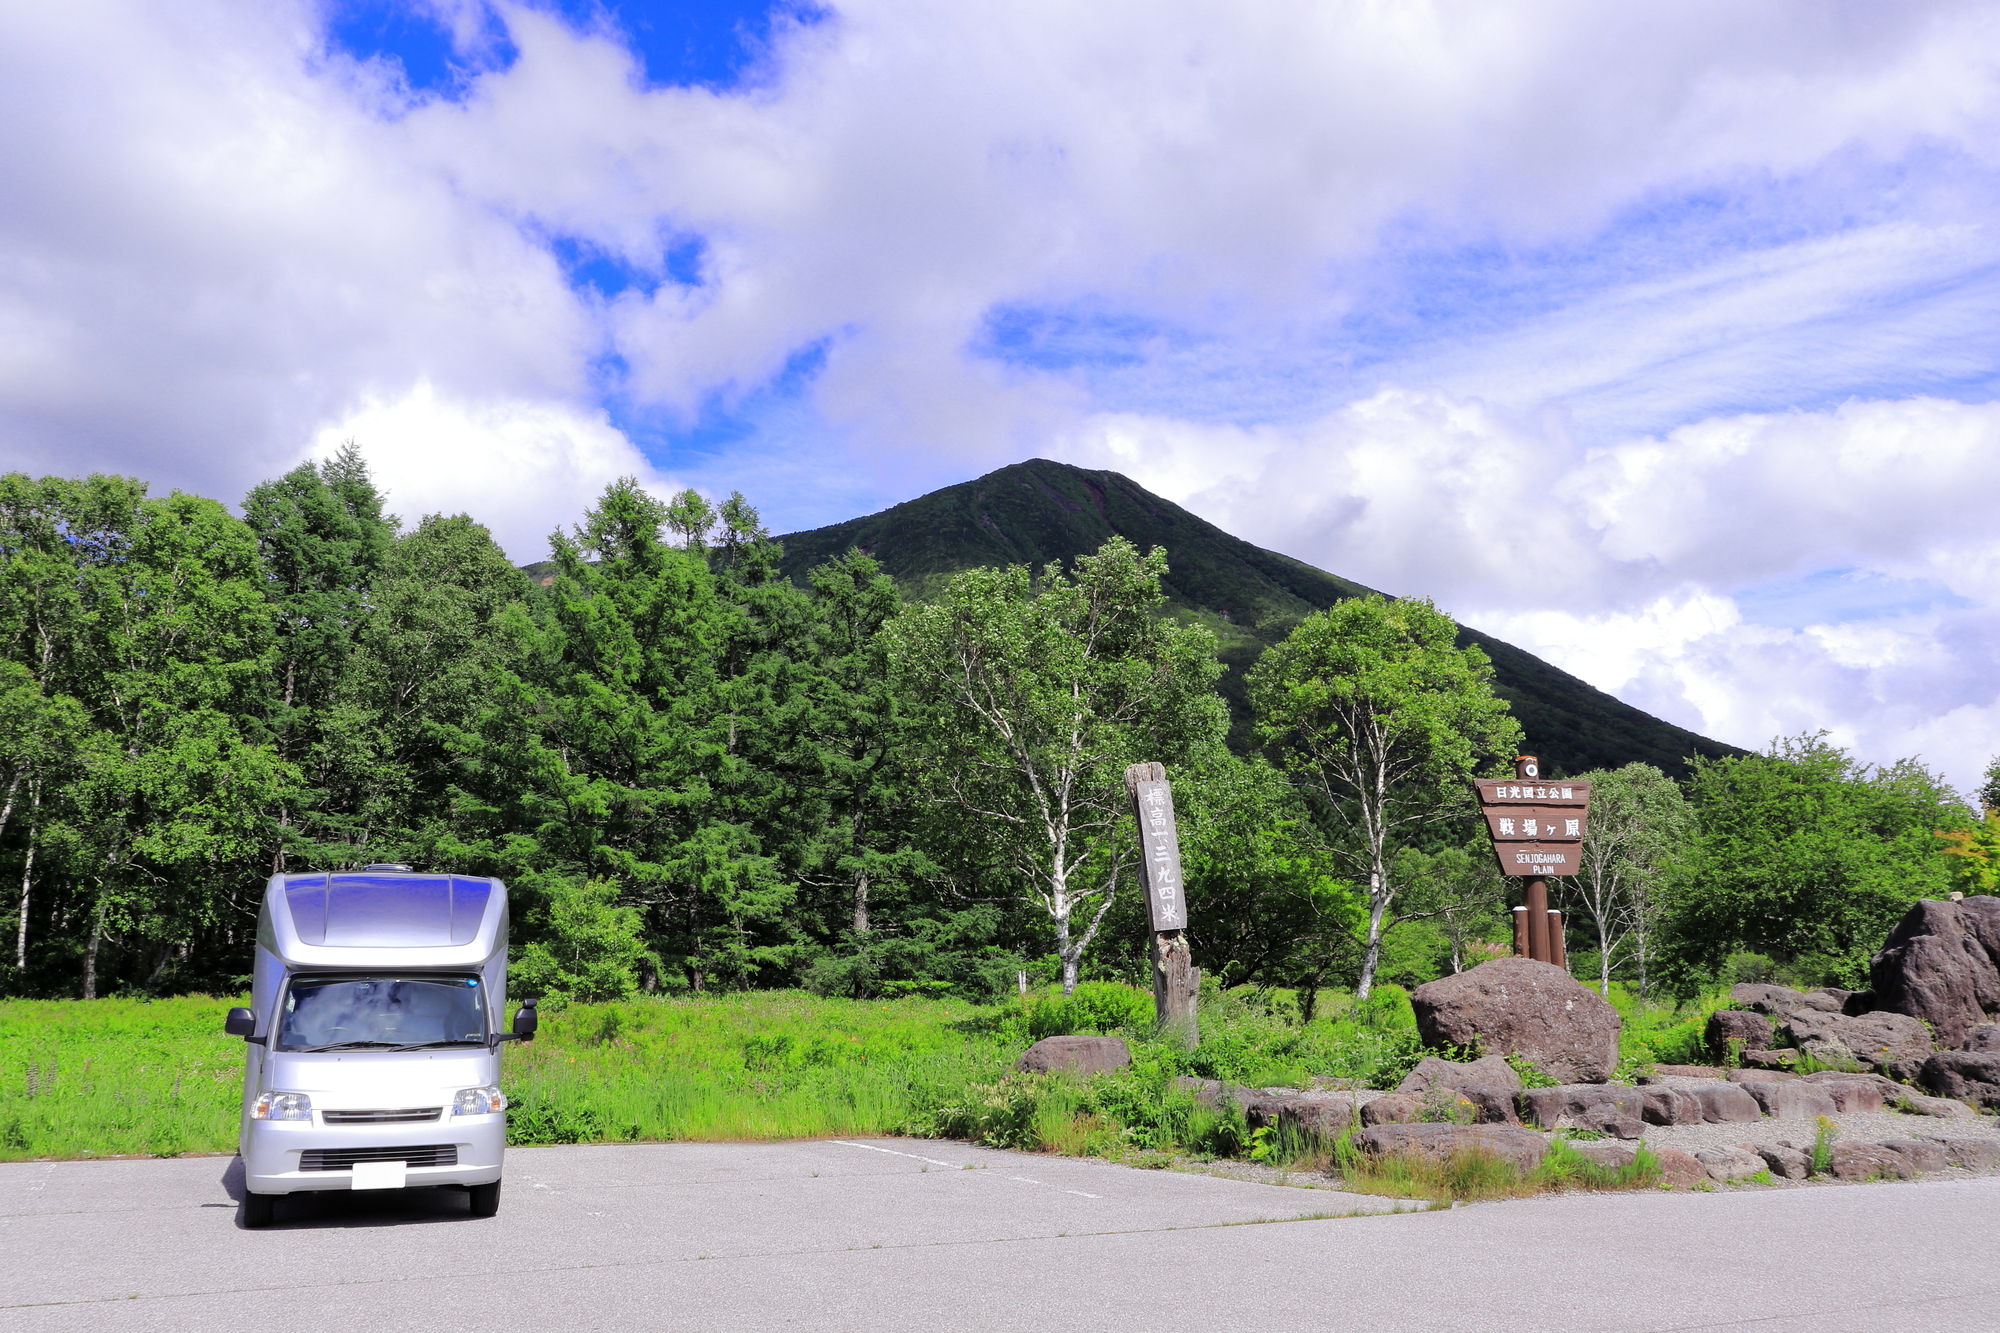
top-left (1071, 391), bottom-right (2000, 792)
top-left (310, 382), bottom-right (675, 560)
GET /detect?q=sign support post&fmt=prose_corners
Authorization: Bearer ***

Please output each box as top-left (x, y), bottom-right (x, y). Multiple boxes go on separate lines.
top-left (1125, 762), bottom-right (1197, 1045)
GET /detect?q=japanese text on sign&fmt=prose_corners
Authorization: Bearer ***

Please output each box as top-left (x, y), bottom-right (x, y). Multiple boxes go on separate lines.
top-left (1131, 779), bottom-right (1187, 931)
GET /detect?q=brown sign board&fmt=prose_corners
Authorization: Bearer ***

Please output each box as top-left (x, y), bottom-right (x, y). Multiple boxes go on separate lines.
top-left (1129, 774), bottom-right (1189, 932)
top-left (1493, 843), bottom-right (1582, 877)
top-left (1477, 779), bottom-right (1591, 806)
top-left (1481, 806), bottom-right (1586, 843)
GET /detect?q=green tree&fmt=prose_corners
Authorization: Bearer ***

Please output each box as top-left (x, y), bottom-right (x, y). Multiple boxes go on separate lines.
top-left (1168, 750), bottom-right (1363, 1015)
top-left (1977, 754), bottom-right (2000, 814)
top-left (354, 512), bottom-right (532, 854)
top-left (241, 443), bottom-right (397, 871)
top-left (1387, 842), bottom-right (1507, 982)
top-left (1658, 733), bottom-right (1968, 993)
top-left (1247, 595), bottom-right (1521, 999)
top-left (512, 875), bottom-right (654, 1004)
top-left (1560, 763), bottom-right (1691, 997)
top-left (883, 538), bottom-right (1227, 993)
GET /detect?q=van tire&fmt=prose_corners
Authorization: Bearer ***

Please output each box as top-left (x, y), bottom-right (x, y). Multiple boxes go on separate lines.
top-left (242, 1193), bottom-right (276, 1228)
top-left (468, 1181), bottom-right (501, 1217)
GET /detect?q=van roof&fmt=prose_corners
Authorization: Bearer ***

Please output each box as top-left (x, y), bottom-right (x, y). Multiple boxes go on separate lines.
top-left (281, 872), bottom-right (495, 948)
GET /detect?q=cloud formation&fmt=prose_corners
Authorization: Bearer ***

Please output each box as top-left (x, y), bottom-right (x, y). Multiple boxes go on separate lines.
top-left (3, 0), bottom-right (1999, 786)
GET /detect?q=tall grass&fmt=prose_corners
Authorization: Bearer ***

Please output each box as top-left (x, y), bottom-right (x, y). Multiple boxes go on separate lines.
top-left (0, 997), bottom-right (246, 1159)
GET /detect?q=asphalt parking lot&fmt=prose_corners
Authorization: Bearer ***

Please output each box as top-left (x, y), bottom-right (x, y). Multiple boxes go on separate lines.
top-left (3, 1140), bottom-right (1996, 1332)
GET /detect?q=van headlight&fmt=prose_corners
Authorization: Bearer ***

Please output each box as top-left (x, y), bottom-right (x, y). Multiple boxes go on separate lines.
top-left (452, 1085), bottom-right (507, 1116)
top-left (251, 1092), bottom-right (313, 1121)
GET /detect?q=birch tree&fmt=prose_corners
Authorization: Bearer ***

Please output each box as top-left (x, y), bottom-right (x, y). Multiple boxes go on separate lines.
top-left (882, 538), bottom-right (1226, 993)
top-left (1247, 596), bottom-right (1520, 999)
top-left (1562, 763), bottom-right (1690, 997)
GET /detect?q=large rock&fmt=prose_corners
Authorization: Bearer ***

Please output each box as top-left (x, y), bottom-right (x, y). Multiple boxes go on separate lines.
top-left (1802, 1076), bottom-right (1885, 1114)
top-left (1902, 1094), bottom-right (1976, 1119)
top-left (1409, 958), bottom-right (1622, 1084)
top-left (1868, 896), bottom-right (2000, 1050)
top-left (1352, 1123), bottom-right (1549, 1174)
top-left (1743, 1080), bottom-right (1839, 1119)
top-left (1777, 1009), bottom-right (1933, 1070)
top-left (1707, 1009), bottom-right (1774, 1052)
top-left (1360, 1093), bottom-right (1420, 1126)
top-left (1692, 1145), bottom-right (1765, 1183)
top-left (1876, 1139), bottom-right (1949, 1173)
top-left (1757, 1144), bottom-right (1811, 1180)
top-left (1688, 1081), bottom-right (1763, 1123)
top-left (1965, 1024), bottom-right (2000, 1053)
top-left (1828, 1142), bottom-right (1914, 1181)
top-left (1396, 1055), bottom-right (1523, 1095)
top-left (1014, 1035), bottom-right (1131, 1075)
top-left (1517, 1084), bottom-right (1644, 1130)
top-left (1570, 1140), bottom-right (1639, 1171)
top-left (1918, 1050), bottom-right (2000, 1110)
top-left (1934, 1137), bottom-right (2000, 1168)
top-left (1651, 1146), bottom-right (1706, 1190)
top-left (1272, 1093), bottom-right (1366, 1140)
top-left (1639, 1086), bottom-right (1704, 1126)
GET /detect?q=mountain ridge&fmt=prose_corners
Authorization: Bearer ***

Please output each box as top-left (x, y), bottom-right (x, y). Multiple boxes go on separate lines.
top-left (771, 458), bottom-right (1744, 777)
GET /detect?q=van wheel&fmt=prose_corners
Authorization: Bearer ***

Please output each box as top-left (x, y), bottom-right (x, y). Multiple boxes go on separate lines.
top-left (243, 1193), bottom-right (276, 1228)
top-left (467, 1181), bottom-right (501, 1218)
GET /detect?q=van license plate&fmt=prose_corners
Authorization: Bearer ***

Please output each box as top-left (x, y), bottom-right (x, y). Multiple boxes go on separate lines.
top-left (352, 1161), bottom-right (407, 1190)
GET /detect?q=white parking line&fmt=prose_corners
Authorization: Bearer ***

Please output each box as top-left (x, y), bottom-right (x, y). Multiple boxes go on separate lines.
top-left (831, 1143), bottom-right (1099, 1198)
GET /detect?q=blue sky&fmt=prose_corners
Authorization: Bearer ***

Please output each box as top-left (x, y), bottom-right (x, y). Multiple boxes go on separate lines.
top-left (5, 0), bottom-right (2000, 790)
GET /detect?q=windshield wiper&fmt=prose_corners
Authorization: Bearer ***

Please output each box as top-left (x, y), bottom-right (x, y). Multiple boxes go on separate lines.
top-left (291, 1041), bottom-right (401, 1052)
top-left (379, 1040), bottom-right (489, 1052)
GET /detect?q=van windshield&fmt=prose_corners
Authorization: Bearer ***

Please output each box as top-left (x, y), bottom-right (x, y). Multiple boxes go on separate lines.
top-left (276, 975), bottom-right (489, 1051)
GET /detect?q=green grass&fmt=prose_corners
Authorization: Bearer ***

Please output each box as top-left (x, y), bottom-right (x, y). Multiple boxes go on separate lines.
top-left (0, 996), bottom-right (247, 1160)
top-left (0, 984), bottom-right (1429, 1162)
top-left (0, 981), bottom-right (1674, 1207)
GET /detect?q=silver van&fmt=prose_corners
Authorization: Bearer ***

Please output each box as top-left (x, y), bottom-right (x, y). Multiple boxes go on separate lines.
top-left (224, 866), bottom-right (536, 1228)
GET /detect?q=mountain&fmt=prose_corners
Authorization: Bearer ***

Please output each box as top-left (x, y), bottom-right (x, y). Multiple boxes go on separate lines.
top-left (772, 458), bottom-right (1742, 777)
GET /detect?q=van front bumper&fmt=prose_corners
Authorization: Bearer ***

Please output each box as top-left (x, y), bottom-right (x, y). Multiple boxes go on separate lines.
top-left (243, 1113), bottom-right (505, 1195)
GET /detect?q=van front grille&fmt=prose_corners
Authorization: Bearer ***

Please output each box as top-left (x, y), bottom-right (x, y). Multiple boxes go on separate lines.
top-left (299, 1144), bottom-right (458, 1172)
top-left (322, 1108), bottom-right (442, 1124)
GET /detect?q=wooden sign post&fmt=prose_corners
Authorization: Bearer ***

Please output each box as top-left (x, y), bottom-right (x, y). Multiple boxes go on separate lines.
top-left (1476, 756), bottom-right (1589, 967)
top-left (1126, 762), bottom-right (1198, 1044)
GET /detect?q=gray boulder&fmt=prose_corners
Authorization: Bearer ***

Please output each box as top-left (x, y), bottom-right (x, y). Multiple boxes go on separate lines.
top-left (1932, 1137), bottom-right (2000, 1168)
top-left (1015, 1035), bottom-right (1130, 1075)
top-left (1639, 1086), bottom-right (1704, 1126)
top-left (1778, 1009), bottom-right (1932, 1070)
top-left (1396, 1055), bottom-right (1523, 1095)
top-left (1409, 958), bottom-right (1622, 1084)
top-left (1868, 895), bottom-right (2000, 1050)
top-left (1688, 1081), bottom-right (1763, 1123)
top-left (1742, 1048), bottom-right (1799, 1070)
top-left (1730, 983), bottom-right (1809, 1015)
top-left (1352, 1123), bottom-right (1549, 1174)
top-left (1828, 1141), bottom-right (1914, 1181)
top-left (1569, 1140), bottom-right (1639, 1170)
top-left (1360, 1093), bottom-right (1420, 1126)
top-left (1757, 1144), bottom-right (1811, 1180)
top-left (1449, 1084), bottom-right (1522, 1126)
top-left (1707, 1009), bottom-right (1774, 1052)
top-left (1517, 1084), bottom-right (1644, 1130)
top-left (1743, 1080), bottom-right (1839, 1119)
top-left (1901, 1093), bottom-right (1976, 1118)
top-left (1919, 1050), bottom-right (2000, 1110)
top-left (1876, 1139), bottom-right (1949, 1173)
top-left (1796, 1073), bottom-right (1888, 1113)
top-left (1726, 1068), bottom-right (1797, 1083)
top-left (1692, 1145), bottom-right (1765, 1182)
top-left (1965, 1024), bottom-right (2000, 1053)
top-left (1271, 1094), bottom-right (1365, 1140)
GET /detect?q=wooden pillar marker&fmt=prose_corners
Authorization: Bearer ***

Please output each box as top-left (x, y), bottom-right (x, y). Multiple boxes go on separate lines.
top-left (1125, 762), bottom-right (1198, 1044)
top-left (1475, 755), bottom-right (1589, 970)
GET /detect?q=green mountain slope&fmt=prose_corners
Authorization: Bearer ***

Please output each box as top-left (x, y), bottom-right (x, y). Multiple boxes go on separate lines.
top-left (774, 458), bottom-right (1742, 777)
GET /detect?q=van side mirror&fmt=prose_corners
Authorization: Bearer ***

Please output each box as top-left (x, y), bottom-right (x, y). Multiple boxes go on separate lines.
top-left (511, 1003), bottom-right (538, 1042)
top-left (224, 1007), bottom-right (257, 1038)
